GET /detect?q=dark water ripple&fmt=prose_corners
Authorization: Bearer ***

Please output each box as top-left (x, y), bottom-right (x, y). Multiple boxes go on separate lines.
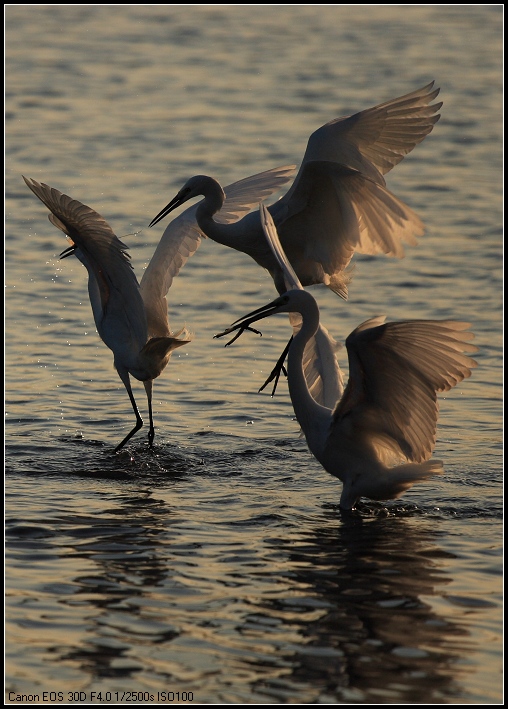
top-left (6, 4), bottom-right (502, 703)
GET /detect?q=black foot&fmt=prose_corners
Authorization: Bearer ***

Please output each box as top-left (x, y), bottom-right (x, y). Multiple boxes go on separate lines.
top-left (258, 336), bottom-right (292, 397)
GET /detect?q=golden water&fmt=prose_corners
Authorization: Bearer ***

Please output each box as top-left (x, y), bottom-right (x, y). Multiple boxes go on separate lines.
top-left (6, 5), bottom-right (502, 703)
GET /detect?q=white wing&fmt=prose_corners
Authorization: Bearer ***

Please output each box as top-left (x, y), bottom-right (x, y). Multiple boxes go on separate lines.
top-left (216, 164), bottom-right (296, 224)
top-left (140, 165), bottom-right (296, 337)
top-left (23, 176), bottom-right (148, 351)
top-left (333, 318), bottom-right (478, 465)
top-left (260, 203), bottom-right (344, 408)
top-left (264, 83), bottom-right (440, 290)
top-left (271, 161), bottom-right (425, 291)
top-left (300, 81), bottom-right (441, 182)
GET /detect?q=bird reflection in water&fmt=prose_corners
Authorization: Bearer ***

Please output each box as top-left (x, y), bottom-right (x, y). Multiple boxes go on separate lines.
top-left (241, 511), bottom-right (471, 704)
top-left (47, 486), bottom-right (471, 702)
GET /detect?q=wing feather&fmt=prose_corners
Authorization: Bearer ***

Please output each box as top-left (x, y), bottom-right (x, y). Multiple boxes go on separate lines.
top-left (333, 319), bottom-right (478, 464)
top-left (302, 81), bottom-right (441, 181)
top-left (272, 161), bottom-right (424, 284)
top-left (23, 176), bottom-right (148, 349)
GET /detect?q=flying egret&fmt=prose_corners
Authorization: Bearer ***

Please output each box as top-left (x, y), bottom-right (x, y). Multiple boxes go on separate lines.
top-left (215, 204), bottom-right (478, 510)
top-left (23, 167), bottom-right (294, 451)
top-left (149, 82), bottom-right (442, 395)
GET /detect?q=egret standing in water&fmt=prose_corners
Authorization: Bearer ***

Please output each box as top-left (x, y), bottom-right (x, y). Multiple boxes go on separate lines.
top-left (23, 167), bottom-right (294, 451)
top-left (149, 82), bottom-right (442, 394)
top-left (215, 204), bottom-right (478, 510)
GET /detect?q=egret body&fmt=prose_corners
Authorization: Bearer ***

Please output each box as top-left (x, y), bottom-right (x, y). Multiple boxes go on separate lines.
top-left (151, 82), bottom-right (442, 397)
top-left (216, 205), bottom-right (478, 510)
top-left (150, 82), bottom-right (442, 298)
top-left (23, 167), bottom-right (293, 451)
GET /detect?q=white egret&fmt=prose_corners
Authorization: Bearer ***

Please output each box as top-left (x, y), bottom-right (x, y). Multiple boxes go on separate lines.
top-left (149, 82), bottom-right (442, 395)
top-left (23, 168), bottom-right (294, 451)
top-left (215, 204), bottom-right (478, 510)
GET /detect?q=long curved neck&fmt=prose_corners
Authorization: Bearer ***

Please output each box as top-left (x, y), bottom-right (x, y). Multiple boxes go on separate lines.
top-left (287, 302), bottom-right (333, 457)
top-left (196, 195), bottom-right (278, 277)
top-left (194, 180), bottom-right (232, 246)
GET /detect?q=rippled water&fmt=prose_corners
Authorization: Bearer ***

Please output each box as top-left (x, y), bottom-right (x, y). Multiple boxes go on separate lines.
top-left (5, 5), bottom-right (502, 704)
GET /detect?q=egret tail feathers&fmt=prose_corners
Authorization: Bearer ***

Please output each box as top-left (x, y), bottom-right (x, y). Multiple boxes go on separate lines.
top-left (140, 331), bottom-right (192, 359)
top-left (327, 264), bottom-right (356, 300)
top-left (171, 326), bottom-right (193, 343)
top-left (339, 460), bottom-right (444, 510)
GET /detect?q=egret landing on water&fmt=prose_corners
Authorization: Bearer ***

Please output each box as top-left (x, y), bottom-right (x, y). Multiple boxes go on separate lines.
top-left (23, 177), bottom-right (193, 452)
top-left (150, 82), bottom-right (442, 397)
top-left (215, 205), bottom-right (478, 511)
top-left (23, 168), bottom-right (295, 452)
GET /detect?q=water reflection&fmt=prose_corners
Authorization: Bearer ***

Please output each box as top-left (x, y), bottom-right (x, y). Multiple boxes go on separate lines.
top-left (53, 492), bottom-right (188, 681)
top-left (20, 481), bottom-right (472, 702)
top-left (244, 510), bottom-right (471, 703)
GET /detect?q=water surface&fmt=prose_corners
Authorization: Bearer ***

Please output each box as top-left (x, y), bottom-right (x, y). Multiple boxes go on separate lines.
top-left (5, 5), bottom-right (503, 704)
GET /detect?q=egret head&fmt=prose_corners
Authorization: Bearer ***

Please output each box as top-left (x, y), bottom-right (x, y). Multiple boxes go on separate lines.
top-left (149, 175), bottom-right (222, 228)
top-left (214, 289), bottom-right (318, 347)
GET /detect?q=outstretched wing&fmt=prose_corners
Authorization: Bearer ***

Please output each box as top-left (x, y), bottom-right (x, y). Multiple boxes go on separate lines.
top-left (301, 81), bottom-right (441, 182)
top-left (139, 165), bottom-right (296, 337)
top-left (265, 84), bottom-right (440, 290)
top-left (216, 165), bottom-right (296, 224)
top-left (23, 176), bottom-right (148, 350)
top-left (272, 161), bottom-right (424, 288)
top-left (333, 318), bottom-right (478, 464)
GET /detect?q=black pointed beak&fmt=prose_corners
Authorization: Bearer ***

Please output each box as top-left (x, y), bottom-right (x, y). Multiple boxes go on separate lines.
top-left (214, 297), bottom-right (284, 346)
top-left (59, 244), bottom-right (76, 259)
top-left (148, 193), bottom-right (184, 228)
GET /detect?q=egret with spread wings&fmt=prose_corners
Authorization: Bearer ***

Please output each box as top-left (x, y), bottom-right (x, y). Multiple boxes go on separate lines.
top-left (150, 82), bottom-right (442, 397)
top-left (215, 204), bottom-right (478, 510)
top-left (23, 167), bottom-right (293, 451)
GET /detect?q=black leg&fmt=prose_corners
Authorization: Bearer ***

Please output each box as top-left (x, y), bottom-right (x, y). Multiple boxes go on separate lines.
top-left (144, 380), bottom-right (155, 447)
top-left (115, 368), bottom-right (143, 453)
